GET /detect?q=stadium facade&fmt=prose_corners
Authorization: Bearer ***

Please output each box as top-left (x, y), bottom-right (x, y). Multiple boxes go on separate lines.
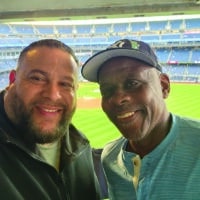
top-left (0, 14), bottom-right (200, 89)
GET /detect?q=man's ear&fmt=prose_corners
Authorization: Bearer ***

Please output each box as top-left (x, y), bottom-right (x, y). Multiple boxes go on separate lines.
top-left (9, 70), bottom-right (16, 84)
top-left (160, 73), bottom-right (170, 99)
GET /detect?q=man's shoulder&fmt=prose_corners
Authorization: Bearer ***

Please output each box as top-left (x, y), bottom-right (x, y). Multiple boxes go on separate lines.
top-left (104, 137), bottom-right (125, 148)
top-left (173, 115), bottom-right (200, 145)
top-left (175, 114), bottom-right (200, 131)
top-left (102, 137), bottom-right (126, 158)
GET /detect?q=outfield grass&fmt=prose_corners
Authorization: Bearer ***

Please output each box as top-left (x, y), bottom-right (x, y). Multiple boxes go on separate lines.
top-left (72, 82), bottom-right (200, 148)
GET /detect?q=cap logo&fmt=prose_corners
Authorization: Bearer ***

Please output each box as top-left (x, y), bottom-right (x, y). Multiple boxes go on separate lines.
top-left (130, 41), bottom-right (140, 50)
top-left (109, 39), bottom-right (140, 50)
top-left (109, 40), bottom-right (126, 48)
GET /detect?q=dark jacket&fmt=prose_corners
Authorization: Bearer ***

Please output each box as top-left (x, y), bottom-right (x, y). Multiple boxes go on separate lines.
top-left (0, 91), bottom-right (101, 200)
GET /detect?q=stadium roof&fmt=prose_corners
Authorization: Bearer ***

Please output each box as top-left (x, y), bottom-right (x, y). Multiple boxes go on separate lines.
top-left (0, 0), bottom-right (200, 22)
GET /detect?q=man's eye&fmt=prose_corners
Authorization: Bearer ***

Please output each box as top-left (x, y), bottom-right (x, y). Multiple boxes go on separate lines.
top-left (60, 82), bottom-right (74, 89)
top-left (126, 80), bottom-right (140, 89)
top-left (29, 75), bottom-right (45, 83)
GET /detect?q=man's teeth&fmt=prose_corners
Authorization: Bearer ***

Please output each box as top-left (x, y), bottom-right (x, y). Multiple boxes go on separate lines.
top-left (117, 112), bottom-right (135, 119)
top-left (43, 108), bottom-right (58, 112)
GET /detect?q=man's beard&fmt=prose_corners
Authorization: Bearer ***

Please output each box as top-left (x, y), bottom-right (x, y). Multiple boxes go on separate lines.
top-left (11, 93), bottom-right (76, 145)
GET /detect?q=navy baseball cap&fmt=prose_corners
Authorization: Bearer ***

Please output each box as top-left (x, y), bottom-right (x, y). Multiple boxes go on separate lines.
top-left (81, 39), bottom-right (162, 82)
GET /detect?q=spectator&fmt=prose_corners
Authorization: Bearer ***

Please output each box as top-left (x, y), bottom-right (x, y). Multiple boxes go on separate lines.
top-left (81, 39), bottom-right (200, 200)
top-left (0, 39), bottom-right (101, 200)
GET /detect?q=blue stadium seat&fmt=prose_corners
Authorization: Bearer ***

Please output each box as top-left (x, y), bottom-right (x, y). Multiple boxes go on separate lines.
top-left (95, 24), bottom-right (111, 34)
top-left (0, 24), bottom-right (12, 34)
top-left (149, 21), bottom-right (168, 31)
top-left (56, 25), bottom-right (73, 34)
top-left (12, 25), bottom-right (35, 34)
top-left (161, 33), bottom-right (181, 41)
top-left (191, 49), bottom-right (200, 63)
top-left (76, 25), bottom-right (92, 34)
top-left (34, 25), bottom-right (55, 34)
top-left (185, 18), bottom-right (200, 30)
top-left (91, 36), bottom-right (107, 43)
top-left (169, 19), bottom-right (183, 30)
top-left (131, 22), bottom-right (146, 32)
top-left (156, 48), bottom-right (171, 63)
top-left (140, 34), bottom-right (160, 42)
top-left (0, 72), bottom-right (9, 91)
top-left (169, 48), bottom-right (190, 63)
top-left (113, 23), bottom-right (129, 33)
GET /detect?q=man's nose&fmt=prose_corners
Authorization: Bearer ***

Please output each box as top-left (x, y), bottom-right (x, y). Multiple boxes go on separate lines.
top-left (111, 90), bottom-right (131, 105)
top-left (43, 82), bottom-right (62, 101)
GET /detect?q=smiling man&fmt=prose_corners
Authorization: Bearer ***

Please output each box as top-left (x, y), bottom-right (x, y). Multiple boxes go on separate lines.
top-left (0, 39), bottom-right (100, 200)
top-left (81, 39), bottom-right (200, 200)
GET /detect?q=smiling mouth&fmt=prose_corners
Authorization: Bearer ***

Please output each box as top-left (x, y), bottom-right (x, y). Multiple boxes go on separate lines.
top-left (37, 105), bottom-right (63, 114)
top-left (42, 108), bottom-right (60, 113)
top-left (117, 111), bottom-right (135, 119)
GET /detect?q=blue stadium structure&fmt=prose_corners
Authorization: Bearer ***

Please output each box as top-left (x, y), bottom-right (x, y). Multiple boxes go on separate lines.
top-left (0, 15), bottom-right (200, 90)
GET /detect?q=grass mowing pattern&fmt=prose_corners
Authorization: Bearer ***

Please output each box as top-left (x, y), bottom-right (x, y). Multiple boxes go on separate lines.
top-left (72, 82), bottom-right (200, 148)
top-left (166, 83), bottom-right (200, 119)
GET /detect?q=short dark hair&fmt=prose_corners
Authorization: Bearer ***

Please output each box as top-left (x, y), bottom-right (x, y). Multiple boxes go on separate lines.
top-left (18, 39), bottom-right (79, 66)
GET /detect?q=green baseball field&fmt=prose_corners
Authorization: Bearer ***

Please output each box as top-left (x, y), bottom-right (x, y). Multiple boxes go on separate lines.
top-left (72, 82), bottom-right (200, 148)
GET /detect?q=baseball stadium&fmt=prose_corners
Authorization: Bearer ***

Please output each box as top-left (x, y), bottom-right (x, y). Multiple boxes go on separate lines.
top-left (0, 1), bottom-right (200, 148)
